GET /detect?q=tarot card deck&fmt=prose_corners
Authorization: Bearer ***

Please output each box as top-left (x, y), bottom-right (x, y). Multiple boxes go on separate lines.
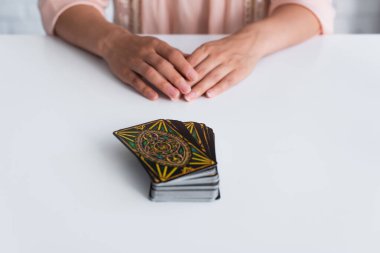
top-left (113, 119), bottom-right (220, 202)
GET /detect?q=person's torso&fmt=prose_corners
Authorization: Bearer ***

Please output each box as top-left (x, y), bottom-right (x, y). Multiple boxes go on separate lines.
top-left (113, 0), bottom-right (270, 34)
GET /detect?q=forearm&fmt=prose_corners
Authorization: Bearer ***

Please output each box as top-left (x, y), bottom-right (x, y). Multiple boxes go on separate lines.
top-left (242, 4), bottom-right (321, 58)
top-left (54, 5), bottom-right (125, 58)
top-left (54, 4), bottom-right (197, 100)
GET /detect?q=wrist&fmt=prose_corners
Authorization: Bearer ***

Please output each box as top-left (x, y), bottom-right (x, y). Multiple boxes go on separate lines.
top-left (98, 24), bottom-right (133, 59)
top-left (236, 21), bottom-right (273, 59)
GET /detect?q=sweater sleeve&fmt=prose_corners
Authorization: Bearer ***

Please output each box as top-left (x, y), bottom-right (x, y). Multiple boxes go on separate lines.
top-left (269, 0), bottom-right (335, 34)
top-left (38, 0), bottom-right (109, 35)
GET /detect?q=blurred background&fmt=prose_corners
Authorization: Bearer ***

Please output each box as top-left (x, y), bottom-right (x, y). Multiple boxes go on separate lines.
top-left (0, 0), bottom-right (379, 34)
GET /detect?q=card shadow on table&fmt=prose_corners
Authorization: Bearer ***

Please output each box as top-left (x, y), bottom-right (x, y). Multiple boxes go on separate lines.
top-left (103, 141), bottom-right (151, 198)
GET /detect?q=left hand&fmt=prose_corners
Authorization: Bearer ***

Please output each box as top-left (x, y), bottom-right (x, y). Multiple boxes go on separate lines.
top-left (184, 29), bottom-right (262, 101)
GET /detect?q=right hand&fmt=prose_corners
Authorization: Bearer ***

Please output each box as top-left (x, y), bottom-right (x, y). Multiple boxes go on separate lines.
top-left (101, 27), bottom-right (198, 100)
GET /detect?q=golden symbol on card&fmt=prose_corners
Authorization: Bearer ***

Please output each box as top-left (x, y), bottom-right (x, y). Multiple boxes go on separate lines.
top-left (136, 130), bottom-right (191, 167)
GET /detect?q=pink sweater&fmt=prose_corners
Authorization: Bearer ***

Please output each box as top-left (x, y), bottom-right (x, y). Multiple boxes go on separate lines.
top-left (39, 0), bottom-right (335, 35)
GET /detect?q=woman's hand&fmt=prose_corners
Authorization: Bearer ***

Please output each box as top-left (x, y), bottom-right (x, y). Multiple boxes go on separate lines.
top-left (55, 4), bottom-right (320, 101)
top-left (101, 28), bottom-right (198, 100)
top-left (183, 4), bottom-right (321, 101)
top-left (184, 28), bottom-right (262, 101)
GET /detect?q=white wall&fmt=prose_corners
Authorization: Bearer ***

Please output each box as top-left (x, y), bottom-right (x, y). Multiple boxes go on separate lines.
top-left (0, 0), bottom-right (44, 34)
top-left (0, 0), bottom-right (379, 34)
top-left (0, 0), bottom-right (113, 34)
top-left (334, 0), bottom-right (380, 33)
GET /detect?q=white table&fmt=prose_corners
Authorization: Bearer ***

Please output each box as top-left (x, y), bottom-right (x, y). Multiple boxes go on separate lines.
top-left (1, 35), bottom-right (380, 253)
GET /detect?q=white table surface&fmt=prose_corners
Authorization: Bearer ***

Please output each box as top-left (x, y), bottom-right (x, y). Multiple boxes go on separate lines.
top-left (1, 35), bottom-right (380, 253)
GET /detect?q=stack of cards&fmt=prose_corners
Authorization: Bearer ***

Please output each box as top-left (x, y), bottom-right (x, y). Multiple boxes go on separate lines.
top-left (113, 119), bottom-right (220, 202)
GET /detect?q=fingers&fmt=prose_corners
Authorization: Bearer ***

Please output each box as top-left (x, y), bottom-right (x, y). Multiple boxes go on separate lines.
top-left (119, 70), bottom-right (158, 100)
top-left (187, 45), bottom-right (209, 68)
top-left (156, 44), bottom-right (198, 81)
top-left (205, 70), bottom-right (243, 98)
top-left (184, 65), bottom-right (232, 101)
top-left (145, 54), bottom-right (191, 94)
top-left (188, 57), bottom-right (222, 87)
top-left (132, 61), bottom-right (180, 100)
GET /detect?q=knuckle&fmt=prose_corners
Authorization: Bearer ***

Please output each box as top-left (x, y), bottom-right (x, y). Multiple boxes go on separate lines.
top-left (228, 58), bottom-right (242, 66)
top-left (168, 50), bottom-right (181, 59)
top-left (210, 71), bottom-right (224, 81)
top-left (119, 68), bottom-right (130, 78)
top-left (145, 52), bottom-right (156, 59)
top-left (187, 58), bottom-right (196, 67)
top-left (143, 67), bottom-right (156, 77)
top-left (180, 61), bottom-right (192, 70)
top-left (156, 58), bottom-right (167, 68)
top-left (223, 77), bottom-right (234, 86)
top-left (137, 47), bottom-right (150, 56)
top-left (196, 80), bottom-right (209, 89)
top-left (200, 44), bottom-right (208, 52)
top-left (195, 66), bottom-right (206, 76)
top-left (225, 59), bottom-right (235, 66)
top-left (156, 81), bottom-right (170, 90)
top-left (140, 85), bottom-right (150, 95)
top-left (211, 52), bottom-right (222, 60)
top-left (200, 44), bottom-right (210, 53)
top-left (226, 74), bottom-right (240, 85)
top-left (191, 50), bottom-right (203, 60)
top-left (129, 75), bottom-right (140, 85)
top-left (172, 75), bottom-right (184, 86)
top-left (148, 37), bottom-right (159, 45)
top-left (128, 58), bottom-right (140, 66)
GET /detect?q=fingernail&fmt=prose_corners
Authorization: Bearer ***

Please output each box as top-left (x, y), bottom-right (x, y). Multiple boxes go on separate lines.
top-left (182, 87), bottom-right (191, 95)
top-left (184, 91), bottom-right (197, 101)
top-left (178, 78), bottom-right (191, 94)
top-left (187, 69), bottom-right (198, 81)
top-left (170, 89), bottom-right (180, 101)
top-left (181, 83), bottom-right (191, 94)
top-left (206, 90), bottom-right (215, 98)
top-left (149, 92), bottom-right (159, 100)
